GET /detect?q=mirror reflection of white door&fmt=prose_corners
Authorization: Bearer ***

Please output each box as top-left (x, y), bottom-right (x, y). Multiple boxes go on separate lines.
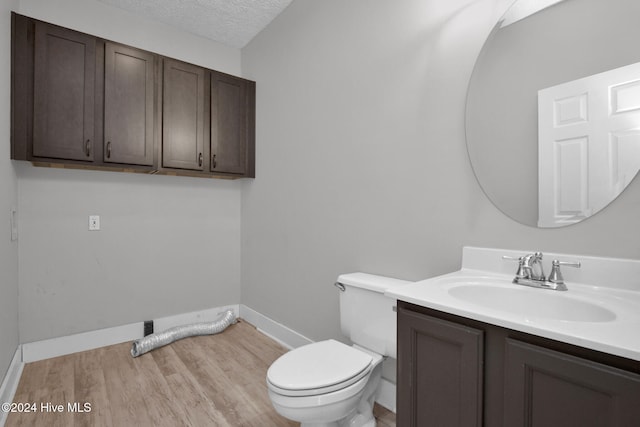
top-left (538, 62), bottom-right (640, 228)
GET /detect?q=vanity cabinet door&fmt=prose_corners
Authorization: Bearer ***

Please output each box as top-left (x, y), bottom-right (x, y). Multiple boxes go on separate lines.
top-left (210, 71), bottom-right (255, 176)
top-left (104, 43), bottom-right (155, 166)
top-left (33, 22), bottom-right (95, 161)
top-left (162, 58), bottom-right (207, 171)
top-left (397, 306), bottom-right (484, 427)
top-left (504, 339), bottom-right (640, 427)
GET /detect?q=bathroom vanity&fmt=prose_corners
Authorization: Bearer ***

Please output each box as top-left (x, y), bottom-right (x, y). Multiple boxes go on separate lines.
top-left (388, 247), bottom-right (640, 427)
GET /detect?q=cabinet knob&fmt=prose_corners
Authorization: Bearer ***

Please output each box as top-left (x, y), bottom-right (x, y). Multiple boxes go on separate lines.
top-left (85, 139), bottom-right (91, 157)
top-left (212, 154), bottom-right (217, 169)
top-left (106, 141), bottom-right (112, 159)
top-left (198, 153), bottom-right (203, 167)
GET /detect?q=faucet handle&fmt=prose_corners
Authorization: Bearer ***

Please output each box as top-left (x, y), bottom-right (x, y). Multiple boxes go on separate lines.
top-left (502, 252), bottom-right (543, 263)
top-left (555, 260), bottom-right (581, 268)
top-left (502, 255), bottom-right (529, 279)
top-left (548, 259), bottom-right (581, 285)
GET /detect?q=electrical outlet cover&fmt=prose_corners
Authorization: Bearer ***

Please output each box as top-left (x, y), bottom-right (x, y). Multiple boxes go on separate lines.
top-left (89, 215), bottom-right (100, 231)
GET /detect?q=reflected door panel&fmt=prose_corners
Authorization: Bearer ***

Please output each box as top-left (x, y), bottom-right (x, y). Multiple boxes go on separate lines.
top-left (538, 62), bottom-right (640, 227)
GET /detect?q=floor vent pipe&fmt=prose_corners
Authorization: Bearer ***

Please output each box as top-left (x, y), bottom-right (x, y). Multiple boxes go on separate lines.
top-left (131, 310), bottom-right (237, 357)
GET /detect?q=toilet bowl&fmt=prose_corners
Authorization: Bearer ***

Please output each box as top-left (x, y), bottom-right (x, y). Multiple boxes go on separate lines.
top-left (266, 273), bottom-right (409, 427)
top-left (267, 340), bottom-right (383, 427)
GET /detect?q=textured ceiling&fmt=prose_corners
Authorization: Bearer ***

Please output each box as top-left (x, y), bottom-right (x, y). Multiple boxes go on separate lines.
top-left (96, 0), bottom-right (293, 48)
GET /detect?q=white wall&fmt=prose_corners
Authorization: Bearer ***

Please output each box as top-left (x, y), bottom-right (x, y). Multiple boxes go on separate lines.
top-left (0, 0), bottom-right (20, 386)
top-left (14, 0), bottom-right (244, 343)
top-left (240, 0), bottom-right (640, 349)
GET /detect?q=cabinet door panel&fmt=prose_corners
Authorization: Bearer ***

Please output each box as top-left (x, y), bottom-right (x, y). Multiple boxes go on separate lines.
top-left (397, 307), bottom-right (484, 427)
top-left (162, 59), bottom-right (205, 171)
top-left (211, 72), bottom-right (247, 174)
top-left (33, 22), bottom-right (95, 161)
top-left (104, 43), bottom-right (154, 166)
top-left (504, 339), bottom-right (640, 427)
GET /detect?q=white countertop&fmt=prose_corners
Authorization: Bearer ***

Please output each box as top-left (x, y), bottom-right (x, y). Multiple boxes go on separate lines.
top-left (386, 247), bottom-right (640, 362)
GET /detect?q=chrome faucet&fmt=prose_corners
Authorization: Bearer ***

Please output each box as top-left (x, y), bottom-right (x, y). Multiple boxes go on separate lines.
top-left (503, 252), bottom-right (580, 291)
top-left (521, 252), bottom-right (545, 281)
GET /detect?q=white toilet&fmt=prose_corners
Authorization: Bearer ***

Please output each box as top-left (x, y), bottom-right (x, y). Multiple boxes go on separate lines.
top-left (266, 273), bottom-right (408, 427)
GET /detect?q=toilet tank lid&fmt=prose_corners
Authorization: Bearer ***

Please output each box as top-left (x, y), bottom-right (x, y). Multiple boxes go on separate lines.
top-left (336, 272), bottom-right (410, 293)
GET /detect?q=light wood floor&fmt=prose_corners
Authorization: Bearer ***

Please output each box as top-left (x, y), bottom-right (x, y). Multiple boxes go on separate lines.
top-left (6, 320), bottom-right (396, 427)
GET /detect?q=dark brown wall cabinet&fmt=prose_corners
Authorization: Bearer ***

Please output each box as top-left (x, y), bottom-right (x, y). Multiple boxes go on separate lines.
top-left (32, 21), bottom-right (96, 162)
top-left (104, 43), bottom-right (155, 166)
top-left (397, 302), bottom-right (640, 427)
top-left (162, 58), bottom-right (207, 171)
top-left (12, 13), bottom-right (255, 179)
top-left (211, 71), bottom-right (254, 175)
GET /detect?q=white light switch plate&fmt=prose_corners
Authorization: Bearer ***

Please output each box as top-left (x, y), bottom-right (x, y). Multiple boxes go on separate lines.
top-left (89, 215), bottom-right (100, 231)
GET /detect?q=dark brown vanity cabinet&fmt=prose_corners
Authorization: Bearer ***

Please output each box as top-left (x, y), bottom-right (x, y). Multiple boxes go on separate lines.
top-left (31, 20), bottom-right (96, 162)
top-left (397, 306), bottom-right (483, 427)
top-left (397, 301), bottom-right (640, 427)
top-left (503, 339), bottom-right (640, 427)
top-left (12, 13), bottom-right (255, 178)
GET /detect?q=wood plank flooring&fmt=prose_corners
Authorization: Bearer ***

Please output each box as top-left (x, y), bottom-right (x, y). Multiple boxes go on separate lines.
top-left (6, 319), bottom-right (396, 427)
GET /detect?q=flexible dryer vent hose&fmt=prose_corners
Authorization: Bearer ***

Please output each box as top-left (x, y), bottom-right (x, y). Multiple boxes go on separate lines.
top-left (131, 310), bottom-right (237, 357)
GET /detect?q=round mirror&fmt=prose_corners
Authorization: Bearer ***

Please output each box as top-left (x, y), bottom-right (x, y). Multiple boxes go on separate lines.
top-left (466, 0), bottom-right (640, 228)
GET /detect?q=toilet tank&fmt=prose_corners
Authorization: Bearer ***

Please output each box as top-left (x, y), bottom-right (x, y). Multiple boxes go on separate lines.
top-left (337, 272), bottom-right (410, 359)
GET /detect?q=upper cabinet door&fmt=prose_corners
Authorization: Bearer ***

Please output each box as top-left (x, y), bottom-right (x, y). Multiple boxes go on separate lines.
top-left (104, 43), bottom-right (155, 166)
top-left (33, 22), bottom-right (96, 161)
top-left (211, 72), bottom-right (250, 175)
top-left (162, 59), bottom-right (206, 171)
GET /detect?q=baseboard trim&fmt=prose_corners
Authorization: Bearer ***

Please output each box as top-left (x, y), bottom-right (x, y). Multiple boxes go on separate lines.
top-left (22, 304), bottom-right (241, 363)
top-left (0, 347), bottom-right (24, 427)
top-left (240, 304), bottom-right (396, 412)
top-left (239, 304), bottom-right (313, 350)
top-left (377, 377), bottom-right (396, 413)
top-left (22, 322), bottom-right (142, 363)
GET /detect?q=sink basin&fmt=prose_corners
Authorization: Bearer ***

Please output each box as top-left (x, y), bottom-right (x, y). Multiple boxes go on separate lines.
top-left (448, 283), bottom-right (617, 322)
top-left (384, 249), bottom-right (640, 360)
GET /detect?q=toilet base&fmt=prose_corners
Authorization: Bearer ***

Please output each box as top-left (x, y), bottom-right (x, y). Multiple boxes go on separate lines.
top-left (299, 399), bottom-right (377, 427)
top-left (300, 416), bottom-right (375, 427)
top-left (268, 346), bottom-right (386, 427)
top-left (299, 362), bottom-right (382, 427)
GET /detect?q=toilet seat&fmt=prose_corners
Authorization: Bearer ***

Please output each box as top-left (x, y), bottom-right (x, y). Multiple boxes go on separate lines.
top-left (267, 339), bottom-right (373, 397)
